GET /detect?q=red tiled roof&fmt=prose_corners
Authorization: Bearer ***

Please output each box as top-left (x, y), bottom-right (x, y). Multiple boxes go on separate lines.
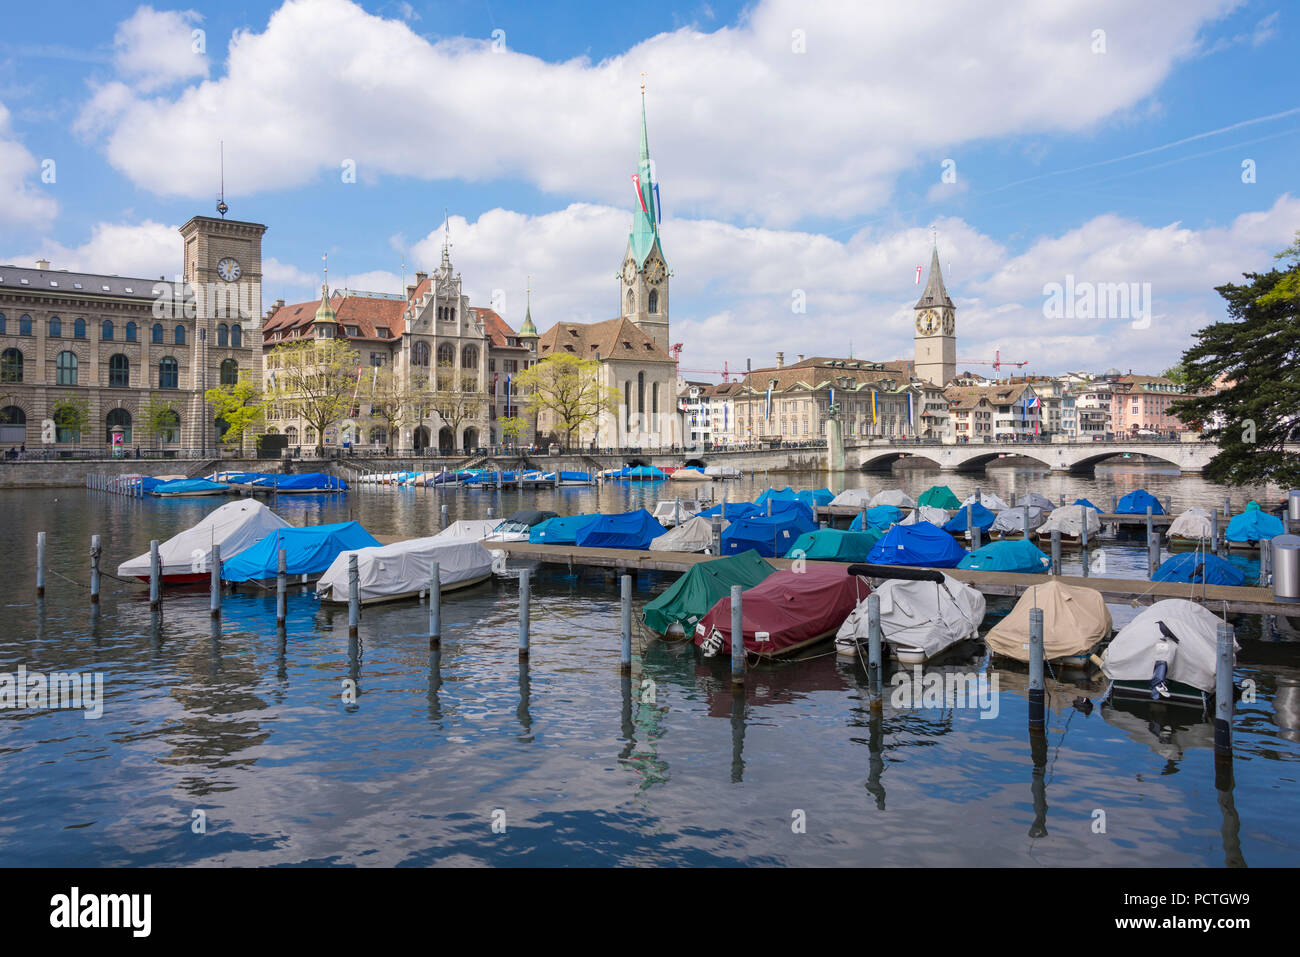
top-left (472, 307), bottom-right (527, 350)
top-left (535, 317), bottom-right (674, 363)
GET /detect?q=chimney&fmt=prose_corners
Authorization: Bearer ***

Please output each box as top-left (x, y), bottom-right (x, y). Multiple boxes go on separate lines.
top-left (406, 284), bottom-right (416, 298)
top-left (776, 351), bottom-right (785, 368)
top-left (36, 258), bottom-right (49, 271)
top-left (415, 270), bottom-right (427, 283)
top-left (276, 298), bottom-right (285, 308)
top-left (797, 354), bottom-right (804, 363)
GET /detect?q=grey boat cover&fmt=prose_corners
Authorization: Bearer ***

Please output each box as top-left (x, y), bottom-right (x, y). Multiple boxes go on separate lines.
top-left (835, 574), bottom-right (985, 659)
top-left (829, 488), bottom-right (873, 508)
top-left (902, 505), bottom-right (952, 526)
top-left (1167, 507), bottom-right (1214, 540)
top-left (436, 519), bottom-right (500, 540)
top-left (704, 465), bottom-right (742, 477)
top-left (1102, 599), bottom-right (1236, 693)
top-left (118, 498), bottom-right (290, 578)
top-left (985, 581), bottom-right (1112, 661)
top-left (1015, 493), bottom-right (1056, 511)
top-left (650, 516), bottom-right (726, 553)
top-left (990, 505), bottom-right (1048, 534)
top-left (316, 536), bottom-right (492, 603)
top-left (962, 490), bottom-right (1010, 510)
top-left (1037, 504), bottom-right (1100, 537)
top-left (869, 489), bottom-right (917, 508)
top-left (651, 500), bottom-right (701, 526)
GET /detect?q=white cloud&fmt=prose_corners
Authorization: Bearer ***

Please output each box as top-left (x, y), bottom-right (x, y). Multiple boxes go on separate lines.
top-left (111, 5), bottom-right (209, 93)
top-left (5, 220), bottom-right (178, 278)
top-left (77, 0), bottom-right (1237, 223)
top-left (0, 101), bottom-right (58, 230)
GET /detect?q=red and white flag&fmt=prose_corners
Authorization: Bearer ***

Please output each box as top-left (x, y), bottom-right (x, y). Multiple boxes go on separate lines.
top-left (915, 265), bottom-right (923, 284)
top-left (631, 174), bottom-right (649, 214)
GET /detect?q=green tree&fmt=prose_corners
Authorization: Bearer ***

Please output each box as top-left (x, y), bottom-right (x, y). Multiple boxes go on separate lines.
top-left (50, 396), bottom-right (89, 444)
top-left (140, 394), bottom-right (181, 447)
top-left (1169, 233), bottom-right (1300, 488)
top-left (429, 360), bottom-right (485, 449)
top-left (1159, 363), bottom-right (1188, 385)
top-left (514, 354), bottom-right (620, 449)
top-left (264, 337), bottom-right (362, 453)
top-left (205, 371), bottom-right (264, 447)
top-left (364, 365), bottom-right (411, 448)
top-left (498, 415), bottom-right (529, 445)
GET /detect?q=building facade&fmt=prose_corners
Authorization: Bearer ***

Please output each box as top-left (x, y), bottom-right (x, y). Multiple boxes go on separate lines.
top-left (913, 244), bottom-right (957, 387)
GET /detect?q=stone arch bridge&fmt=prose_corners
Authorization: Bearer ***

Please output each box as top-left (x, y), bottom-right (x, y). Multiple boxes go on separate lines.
top-left (845, 440), bottom-right (1224, 474)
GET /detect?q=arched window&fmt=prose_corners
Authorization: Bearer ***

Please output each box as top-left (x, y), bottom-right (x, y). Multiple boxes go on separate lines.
top-left (284, 426), bottom-right (299, 445)
top-left (220, 359), bottom-right (238, 385)
top-left (108, 354), bottom-right (130, 388)
top-left (436, 343), bottom-right (454, 366)
top-left (231, 324), bottom-right (242, 347)
top-left (652, 381), bottom-right (659, 432)
top-left (49, 317), bottom-right (62, 337)
top-left (74, 318), bottom-right (86, 339)
top-left (412, 341), bottom-right (430, 366)
top-left (19, 315), bottom-right (32, 335)
top-left (626, 289), bottom-right (634, 312)
top-left (624, 380), bottom-right (631, 430)
top-left (56, 350), bottom-right (78, 385)
top-left (174, 324), bottom-right (186, 345)
top-left (0, 313), bottom-right (6, 334)
top-left (157, 410), bottom-right (180, 444)
top-left (106, 408), bottom-right (131, 443)
top-left (217, 323), bottom-right (229, 347)
top-left (648, 289), bottom-right (659, 314)
top-left (305, 427), bottom-right (317, 445)
top-left (369, 426), bottom-right (387, 445)
top-left (0, 405), bottom-right (25, 444)
top-left (637, 371), bottom-right (645, 414)
top-left (152, 323), bottom-right (164, 344)
top-left (158, 356), bottom-right (178, 389)
top-left (462, 345), bottom-right (478, 368)
top-left (125, 321), bottom-right (137, 342)
top-left (102, 319), bottom-right (114, 340)
top-left (1, 349), bottom-right (22, 383)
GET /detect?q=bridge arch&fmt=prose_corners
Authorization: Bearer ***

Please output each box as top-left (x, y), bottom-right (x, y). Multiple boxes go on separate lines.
top-left (1065, 449), bottom-right (1184, 474)
top-left (858, 451), bottom-right (942, 471)
top-left (953, 450), bottom-right (1053, 473)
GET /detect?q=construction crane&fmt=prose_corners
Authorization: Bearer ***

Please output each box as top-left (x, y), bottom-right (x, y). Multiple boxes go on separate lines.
top-left (670, 344), bottom-right (739, 382)
top-left (957, 349), bottom-right (1029, 377)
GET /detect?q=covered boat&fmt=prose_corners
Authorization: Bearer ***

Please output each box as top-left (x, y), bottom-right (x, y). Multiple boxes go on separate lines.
top-left (118, 498), bottom-right (291, 583)
top-left (754, 487), bottom-right (798, 508)
top-left (796, 488), bottom-right (834, 509)
top-left (869, 489), bottom-right (916, 509)
top-left (1152, 552), bottom-right (1247, 587)
top-left (651, 499), bottom-right (701, 527)
top-left (1166, 507), bottom-right (1214, 542)
top-left (315, 536), bottom-right (493, 605)
top-left (901, 505), bottom-right (951, 526)
top-left (984, 581), bottom-right (1112, 664)
top-left (694, 564), bottom-right (862, 658)
top-left (1073, 497), bottom-right (1103, 512)
top-left (1226, 501), bottom-right (1284, 546)
top-left (698, 501), bottom-right (762, 521)
top-left (829, 488), bottom-right (873, 509)
top-left (529, 513), bottom-right (602, 545)
top-left (961, 490), bottom-right (1009, 510)
top-left (785, 528), bottom-right (881, 562)
top-left (152, 478), bottom-right (229, 498)
top-left (959, 539), bottom-right (1051, 574)
top-left (483, 509), bottom-right (558, 542)
top-left (1115, 489), bottom-right (1165, 515)
top-left (943, 503), bottom-right (997, 536)
top-left (221, 521), bottom-right (381, 584)
top-left (642, 550), bottom-right (775, 637)
top-left (650, 516), bottom-right (724, 553)
top-left (619, 465), bottom-right (667, 481)
top-left (436, 519), bottom-right (500, 541)
top-left (669, 467), bottom-right (711, 483)
top-left (836, 573), bottom-right (985, 663)
top-left (1102, 599), bottom-right (1236, 704)
top-left (704, 465), bottom-right (742, 479)
top-left (251, 472), bottom-right (347, 494)
top-left (867, 522), bottom-right (968, 568)
top-left (1037, 504), bottom-right (1101, 542)
top-left (989, 505), bottom-right (1048, 538)
top-left (575, 509), bottom-right (667, 550)
top-left (917, 485), bottom-right (962, 510)
top-left (1014, 493), bottom-right (1055, 512)
top-left (849, 504), bottom-right (904, 532)
top-left (720, 511), bottom-right (818, 558)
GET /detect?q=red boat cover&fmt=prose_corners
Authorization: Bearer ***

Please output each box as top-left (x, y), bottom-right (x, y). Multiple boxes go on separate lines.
top-left (694, 565), bottom-right (865, 657)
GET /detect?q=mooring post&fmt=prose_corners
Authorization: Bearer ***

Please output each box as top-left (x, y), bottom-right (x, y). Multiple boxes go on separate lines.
top-left (1215, 620), bottom-right (1235, 754)
top-left (36, 531), bottom-right (46, 598)
top-left (1260, 539), bottom-right (1271, 587)
top-left (518, 568), bottom-right (531, 658)
top-left (965, 503), bottom-right (973, 544)
top-left (971, 514), bottom-right (982, 551)
top-left (149, 539), bottom-right (161, 609)
top-left (1211, 510), bottom-right (1220, 556)
top-left (1223, 496), bottom-right (1231, 519)
top-left (209, 543), bottom-right (222, 618)
top-left (1162, 496), bottom-right (1171, 516)
top-left (1059, 493), bottom-right (1065, 507)
top-left (276, 548), bottom-right (287, 627)
top-left (711, 516), bottom-right (722, 555)
top-left (1111, 493), bottom-right (1118, 514)
top-left (1081, 515), bottom-right (1089, 550)
top-left (867, 592), bottom-right (882, 702)
top-left (620, 574), bottom-right (632, 675)
top-left (487, 505), bottom-right (494, 520)
top-left (441, 503), bottom-right (449, 528)
top-left (673, 497), bottom-right (680, 526)
top-left (428, 560), bottom-right (441, 644)
top-left (1145, 504), bottom-right (1154, 544)
top-left (1022, 505), bottom-right (1031, 541)
top-left (768, 498), bottom-right (773, 517)
top-left (729, 584), bottom-right (744, 685)
top-left (347, 553), bottom-right (359, 637)
top-left (1148, 529), bottom-right (1161, 578)
top-left (1050, 529), bottom-right (1061, 576)
top-left (89, 534), bottom-right (101, 604)
top-left (1028, 606), bottom-right (1045, 729)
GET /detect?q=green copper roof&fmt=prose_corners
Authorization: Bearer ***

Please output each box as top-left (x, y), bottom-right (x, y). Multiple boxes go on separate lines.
top-left (519, 290), bottom-right (538, 337)
top-left (313, 284), bottom-right (337, 324)
top-left (629, 93), bottom-right (663, 268)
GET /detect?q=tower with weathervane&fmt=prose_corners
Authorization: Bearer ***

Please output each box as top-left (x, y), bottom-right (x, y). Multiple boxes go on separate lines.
top-left (619, 87), bottom-right (670, 352)
top-left (913, 240), bottom-right (955, 387)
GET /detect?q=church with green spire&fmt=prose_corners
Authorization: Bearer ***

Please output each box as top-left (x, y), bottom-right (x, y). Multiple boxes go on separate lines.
top-left (618, 89), bottom-right (671, 352)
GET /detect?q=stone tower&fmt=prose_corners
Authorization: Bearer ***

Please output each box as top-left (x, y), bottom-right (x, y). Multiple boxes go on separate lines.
top-left (618, 91), bottom-right (670, 352)
top-left (913, 243), bottom-right (955, 387)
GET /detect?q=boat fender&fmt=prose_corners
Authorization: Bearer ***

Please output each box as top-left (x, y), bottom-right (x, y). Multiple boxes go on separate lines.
top-left (700, 628), bottom-right (724, 658)
top-left (1149, 620), bottom-right (1180, 700)
top-left (490, 550), bottom-right (508, 575)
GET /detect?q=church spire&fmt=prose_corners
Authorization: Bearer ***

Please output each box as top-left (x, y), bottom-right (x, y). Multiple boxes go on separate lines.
top-left (915, 242), bottom-right (953, 310)
top-left (628, 79), bottom-right (662, 268)
top-left (519, 276), bottom-right (538, 338)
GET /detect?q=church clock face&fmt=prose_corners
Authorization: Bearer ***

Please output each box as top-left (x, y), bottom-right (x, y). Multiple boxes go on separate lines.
top-left (916, 309), bottom-right (938, 336)
top-left (622, 258), bottom-right (637, 284)
top-left (942, 310), bottom-right (954, 336)
top-left (217, 257), bottom-right (241, 282)
top-left (645, 258), bottom-right (666, 284)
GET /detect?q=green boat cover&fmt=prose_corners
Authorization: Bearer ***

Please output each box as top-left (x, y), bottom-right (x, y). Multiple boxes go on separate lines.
top-left (784, 528), bottom-right (882, 562)
top-left (917, 484), bottom-right (962, 509)
top-left (642, 550), bottom-right (777, 635)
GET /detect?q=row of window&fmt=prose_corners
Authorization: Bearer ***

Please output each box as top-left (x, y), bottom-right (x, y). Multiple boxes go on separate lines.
top-left (411, 342), bottom-right (481, 368)
top-left (0, 348), bottom-right (238, 388)
top-left (0, 314), bottom-right (244, 346)
top-left (0, 405), bottom-right (180, 444)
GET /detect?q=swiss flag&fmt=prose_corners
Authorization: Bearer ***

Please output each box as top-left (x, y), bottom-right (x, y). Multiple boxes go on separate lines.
top-left (915, 265), bottom-right (922, 284)
top-left (632, 174), bottom-right (649, 214)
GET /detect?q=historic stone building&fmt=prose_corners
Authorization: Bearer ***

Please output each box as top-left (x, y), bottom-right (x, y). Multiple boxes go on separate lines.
top-left (914, 242), bottom-right (956, 387)
top-left (0, 215), bottom-right (265, 454)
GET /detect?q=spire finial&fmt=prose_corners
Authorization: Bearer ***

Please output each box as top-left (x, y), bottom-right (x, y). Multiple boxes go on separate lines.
top-left (216, 140), bottom-right (228, 218)
top-left (930, 224), bottom-right (937, 249)
top-left (640, 71), bottom-right (646, 94)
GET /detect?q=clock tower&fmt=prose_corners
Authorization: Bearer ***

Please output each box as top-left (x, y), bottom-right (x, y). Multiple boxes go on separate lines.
top-left (913, 242), bottom-right (955, 386)
top-left (619, 90), bottom-right (670, 352)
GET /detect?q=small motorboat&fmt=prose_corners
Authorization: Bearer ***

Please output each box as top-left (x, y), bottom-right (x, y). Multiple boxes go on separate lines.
top-left (901, 505), bottom-right (951, 527)
top-left (315, 536), bottom-right (493, 605)
top-left (1225, 501), bottom-right (1284, 551)
top-left (1166, 507), bottom-right (1214, 545)
top-left (1037, 504), bottom-right (1101, 544)
top-left (961, 490), bottom-right (1009, 510)
top-left (869, 488), bottom-right (917, 509)
top-left (1101, 598), bottom-right (1236, 706)
top-left (221, 521), bottom-right (381, 586)
top-left (829, 488), bottom-right (873, 509)
top-left (649, 516), bottom-right (724, 554)
top-left (1151, 551), bottom-right (1247, 587)
top-left (703, 465), bottom-right (742, 480)
top-left (651, 499), bottom-right (702, 527)
top-left (117, 498), bottom-right (291, 584)
top-left (483, 509), bottom-right (559, 542)
top-left (642, 550), bottom-right (775, 638)
top-left (836, 571), bottom-right (985, 663)
top-left (1115, 489), bottom-right (1165, 515)
top-left (575, 509), bottom-right (667, 550)
top-left (984, 580), bottom-right (1113, 666)
top-left (436, 519), bottom-right (502, 541)
top-left (785, 528), bottom-right (881, 562)
top-left (248, 472), bottom-right (348, 494)
top-left (528, 513), bottom-right (602, 545)
top-left (1014, 492), bottom-right (1055, 512)
top-left (916, 485), bottom-right (962, 510)
top-left (866, 522), bottom-right (968, 568)
top-left (669, 467), bottom-right (711, 483)
top-left (721, 511), bottom-right (818, 558)
top-left (958, 539), bottom-right (1051, 574)
top-left (988, 505), bottom-right (1048, 539)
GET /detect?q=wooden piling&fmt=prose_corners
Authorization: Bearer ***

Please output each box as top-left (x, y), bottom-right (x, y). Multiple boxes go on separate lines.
top-left (36, 531), bottom-right (46, 598)
top-left (1260, 539), bottom-right (1271, 587)
top-left (210, 543), bottom-right (222, 617)
top-left (867, 592), bottom-right (882, 704)
top-left (1214, 620), bottom-right (1234, 754)
top-left (1022, 505), bottom-right (1030, 541)
top-left (276, 548), bottom-right (287, 627)
top-left (441, 504), bottom-right (449, 528)
top-left (1212, 510), bottom-right (1220, 556)
top-left (1050, 529), bottom-right (1061, 576)
top-left (1148, 529), bottom-right (1161, 578)
top-left (729, 584), bottom-right (744, 685)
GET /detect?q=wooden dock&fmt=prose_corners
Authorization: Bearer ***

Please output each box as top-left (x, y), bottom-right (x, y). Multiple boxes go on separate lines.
top-left (489, 541), bottom-right (1297, 616)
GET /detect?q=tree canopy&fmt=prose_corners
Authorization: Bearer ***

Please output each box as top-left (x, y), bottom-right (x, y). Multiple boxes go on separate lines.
top-left (514, 354), bottom-right (619, 449)
top-left (205, 371), bottom-right (264, 447)
top-left (265, 338), bottom-right (361, 451)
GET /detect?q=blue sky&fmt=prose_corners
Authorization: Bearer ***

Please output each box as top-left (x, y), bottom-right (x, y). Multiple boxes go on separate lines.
top-left (1, 0), bottom-right (1296, 378)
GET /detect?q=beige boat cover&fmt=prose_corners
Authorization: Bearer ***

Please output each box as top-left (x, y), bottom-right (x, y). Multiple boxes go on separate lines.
top-left (869, 488), bottom-right (917, 508)
top-left (984, 580), bottom-right (1112, 662)
top-left (1167, 507), bottom-right (1214, 540)
top-left (650, 516), bottom-right (726, 553)
top-left (1038, 504), bottom-right (1101, 537)
top-left (830, 488), bottom-right (873, 508)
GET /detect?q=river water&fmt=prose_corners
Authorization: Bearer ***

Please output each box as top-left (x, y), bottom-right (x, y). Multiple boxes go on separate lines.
top-left (1, 464), bottom-right (1296, 867)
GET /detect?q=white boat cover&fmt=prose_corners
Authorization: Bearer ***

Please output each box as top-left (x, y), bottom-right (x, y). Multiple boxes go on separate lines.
top-left (1102, 599), bottom-right (1236, 693)
top-left (316, 536), bottom-right (493, 603)
top-left (117, 498), bottom-right (290, 578)
top-left (962, 490), bottom-right (1010, 510)
top-left (835, 574), bottom-right (985, 659)
top-left (650, 516), bottom-right (726, 553)
top-left (1015, 493), bottom-right (1056, 511)
top-left (651, 500), bottom-right (701, 526)
top-left (1167, 507), bottom-right (1214, 540)
top-left (869, 489), bottom-right (917, 508)
top-left (436, 519), bottom-right (500, 540)
top-left (990, 505), bottom-right (1048, 533)
top-left (704, 465), bottom-right (742, 477)
top-left (1037, 504), bottom-right (1101, 537)
top-left (902, 506), bottom-right (951, 526)
top-left (984, 581), bottom-right (1112, 662)
top-left (830, 488), bottom-right (873, 508)
top-left (669, 469), bottom-right (711, 482)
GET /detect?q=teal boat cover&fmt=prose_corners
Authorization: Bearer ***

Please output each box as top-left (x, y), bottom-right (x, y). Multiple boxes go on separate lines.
top-left (1226, 501), bottom-right (1284, 543)
top-left (642, 551), bottom-right (776, 635)
top-left (575, 509), bottom-right (667, 549)
top-left (958, 539), bottom-right (1051, 574)
top-left (530, 513), bottom-right (602, 545)
top-left (754, 487), bottom-right (798, 507)
top-left (153, 478), bottom-right (228, 496)
top-left (795, 488), bottom-right (835, 508)
top-left (1153, 552), bottom-right (1247, 586)
top-left (917, 485), bottom-right (962, 509)
top-left (221, 521), bottom-right (380, 582)
top-left (867, 521), bottom-right (968, 567)
top-left (849, 505), bottom-right (903, 531)
top-left (785, 528), bottom-right (882, 562)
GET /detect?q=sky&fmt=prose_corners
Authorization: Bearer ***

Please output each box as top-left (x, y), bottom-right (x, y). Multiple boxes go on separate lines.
top-left (1, 0), bottom-right (1297, 381)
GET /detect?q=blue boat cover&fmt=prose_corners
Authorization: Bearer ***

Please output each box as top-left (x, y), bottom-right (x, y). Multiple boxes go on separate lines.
top-left (784, 528), bottom-right (881, 562)
top-left (153, 478), bottom-right (228, 496)
top-left (1226, 501), bottom-right (1284, 543)
top-left (617, 465), bottom-right (666, 480)
top-left (721, 512), bottom-right (819, 558)
top-left (541, 471), bottom-right (592, 483)
top-left (754, 487), bottom-right (798, 507)
top-left (698, 501), bottom-right (762, 521)
top-left (221, 521), bottom-right (381, 582)
top-left (959, 539), bottom-right (1051, 574)
top-left (867, 522), bottom-right (968, 567)
top-left (943, 503), bottom-right (997, 533)
top-left (137, 476), bottom-right (166, 492)
top-left (849, 505), bottom-right (903, 531)
top-left (1152, 552), bottom-right (1246, 586)
top-left (1115, 489), bottom-right (1165, 515)
top-left (795, 488), bottom-right (835, 508)
top-left (216, 471), bottom-right (271, 485)
top-left (574, 509), bottom-right (667, 549)
top-left (1073, 497), bottom-right (1103, 512)
top-left (264, 472), bottom-right (347, 492)
top-left (530, 513), bottom-right (602, 545)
